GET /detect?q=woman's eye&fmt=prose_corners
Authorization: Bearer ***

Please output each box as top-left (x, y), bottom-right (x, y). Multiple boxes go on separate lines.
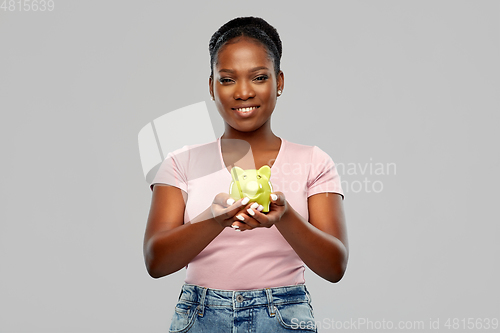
top-left (255, 75), bottom-right (268, 81)
top-left (219, 78), bottom-right (233, 83)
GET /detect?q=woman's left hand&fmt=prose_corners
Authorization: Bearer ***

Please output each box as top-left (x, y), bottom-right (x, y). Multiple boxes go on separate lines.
top-left (230, 191), bottom-right (288, 231)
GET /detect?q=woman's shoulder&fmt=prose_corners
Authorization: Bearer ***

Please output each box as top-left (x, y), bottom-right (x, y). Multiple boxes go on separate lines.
top-left (281, 137), bottom-right (313, 151)
top-left (168, 138), bottom-right (218, 157)
top-left (281, 137), bottom-right (329, 158)
top-left (281, 138), bottom-right (340, 170)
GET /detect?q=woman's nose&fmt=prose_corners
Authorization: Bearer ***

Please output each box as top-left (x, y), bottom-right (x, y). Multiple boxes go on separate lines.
top-left (233, 81), bottom-right (255, 100)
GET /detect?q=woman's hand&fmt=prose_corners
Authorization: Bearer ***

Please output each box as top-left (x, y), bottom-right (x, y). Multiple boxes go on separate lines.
top-left (230, 191), bottom-right (288, 231)
top-left (211, 193), bottom-right (251, 228)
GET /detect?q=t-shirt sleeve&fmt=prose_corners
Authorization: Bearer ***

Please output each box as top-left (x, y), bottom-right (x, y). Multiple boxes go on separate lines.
top-left (307, 146), bottom-right (344, 199)
top-left (149, 151), bottom-right (188, 193)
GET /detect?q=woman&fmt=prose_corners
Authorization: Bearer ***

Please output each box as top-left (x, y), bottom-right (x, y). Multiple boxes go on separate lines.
top-left (144, 16), bottom-right (348, 332)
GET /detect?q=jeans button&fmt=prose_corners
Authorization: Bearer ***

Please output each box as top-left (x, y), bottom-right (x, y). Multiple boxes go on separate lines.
top-left (236, 295), bottom-right (244, 302)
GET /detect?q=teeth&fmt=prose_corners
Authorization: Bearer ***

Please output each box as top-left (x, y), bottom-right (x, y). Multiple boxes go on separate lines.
top-left (235, 106), bottom-right (258, 112)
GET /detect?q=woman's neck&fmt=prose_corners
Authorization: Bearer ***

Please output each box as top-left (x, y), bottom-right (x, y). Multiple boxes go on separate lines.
top-left (221, 122), bottom-right (280, 151)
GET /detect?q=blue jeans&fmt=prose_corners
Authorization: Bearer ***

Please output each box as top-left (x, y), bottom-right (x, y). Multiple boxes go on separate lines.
top-left (168, 283), bottom-right (318, 332)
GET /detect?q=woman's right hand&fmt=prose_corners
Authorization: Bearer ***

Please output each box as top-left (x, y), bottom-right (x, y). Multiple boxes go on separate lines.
top-left (211, 193), bottom-right (250, 228)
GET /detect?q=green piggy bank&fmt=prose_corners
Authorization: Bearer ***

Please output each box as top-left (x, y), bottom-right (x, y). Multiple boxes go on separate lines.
top-left (229, 165), bottom-right (273, 213)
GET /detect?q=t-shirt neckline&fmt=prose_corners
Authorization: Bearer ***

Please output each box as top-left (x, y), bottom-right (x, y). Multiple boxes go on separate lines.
top-left (217, 136), bottom-right (285, 177)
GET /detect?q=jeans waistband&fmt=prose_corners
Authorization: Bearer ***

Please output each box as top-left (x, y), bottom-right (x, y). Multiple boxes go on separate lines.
top-left (178, 283), bottom-right (311, 316)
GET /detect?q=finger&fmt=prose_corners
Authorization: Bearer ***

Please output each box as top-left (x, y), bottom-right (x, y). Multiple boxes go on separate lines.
top-left (231, 221), bottom-right (251, 231)
top-left (234, 211), bottom-right (260, 229)
top-left (244, 204), bottom-right (268, 226)
top-left (214, 196), bottom-right (250, 220)
top-left (225, 197), bottom-right (250, 216)
top-left (230, 222), bottom-right (243, 232)
top-left (214, 193), bottom-right (232, 207)
top-left (214, 193), bottom-right (248, 208)
top-left (226, 196), bottom-right (249, 207)
top-left (270, 191), bottom-right (286, 206)
top-left (231, 215), bottom-right (254, 231)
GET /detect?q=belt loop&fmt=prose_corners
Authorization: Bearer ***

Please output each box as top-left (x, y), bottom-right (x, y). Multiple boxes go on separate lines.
top-left (197, 287), bottom-right (207, 317)
top-left (177, 284), bottom-right (186, 302)
top-left (304, 285), bottom-right (312, 304)
top-left (177, 287), bottom-right (183, 301)
top-left (265, 288), bottom-right (275, 317)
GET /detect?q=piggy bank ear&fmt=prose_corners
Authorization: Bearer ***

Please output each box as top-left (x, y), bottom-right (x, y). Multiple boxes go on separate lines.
top-left (231, 166), bottom-right (246, 180)
top-left (258, 165), bottom-right (271, 179)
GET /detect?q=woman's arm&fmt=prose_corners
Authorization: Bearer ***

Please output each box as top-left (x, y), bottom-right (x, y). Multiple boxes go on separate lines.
top-left (232, 192), bottom-right (348, 283)
top-left (275, 192), bottom-right (348, 283)
top-left (143, 184), bottom-right (247, 278)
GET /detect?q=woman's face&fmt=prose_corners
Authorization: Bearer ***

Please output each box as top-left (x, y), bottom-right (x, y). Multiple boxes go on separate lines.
top-left (209, 37), bottom-right (284, 134)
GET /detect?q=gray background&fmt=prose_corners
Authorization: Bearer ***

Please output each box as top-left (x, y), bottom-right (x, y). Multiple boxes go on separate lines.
top-left (1, 0), bottom-right (499, 332)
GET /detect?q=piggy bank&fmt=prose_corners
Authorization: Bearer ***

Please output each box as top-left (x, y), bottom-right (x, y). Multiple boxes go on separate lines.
top-left (229, 165), bottom-right (273, 213)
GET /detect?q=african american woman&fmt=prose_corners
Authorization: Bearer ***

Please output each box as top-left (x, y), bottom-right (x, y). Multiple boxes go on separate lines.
top-left (144, 16), bottom-right (348, 333)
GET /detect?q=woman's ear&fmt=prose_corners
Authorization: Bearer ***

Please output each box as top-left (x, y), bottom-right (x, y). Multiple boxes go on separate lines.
top-left (277, 70), bottom-right (284, 93)
top-left (208, 76), bottom-right (214, 100)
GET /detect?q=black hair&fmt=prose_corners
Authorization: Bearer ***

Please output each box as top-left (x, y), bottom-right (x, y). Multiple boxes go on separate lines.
top-left (209, 16), bottom-right (282, 78)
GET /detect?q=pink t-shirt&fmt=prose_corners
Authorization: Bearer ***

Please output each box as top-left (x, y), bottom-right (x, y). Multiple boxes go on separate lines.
top-left (150, 137), bottom-right (344, 290)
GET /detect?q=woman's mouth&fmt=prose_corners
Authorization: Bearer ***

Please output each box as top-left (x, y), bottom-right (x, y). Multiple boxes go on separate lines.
top-left (232, 106), bottom-right (260, 117)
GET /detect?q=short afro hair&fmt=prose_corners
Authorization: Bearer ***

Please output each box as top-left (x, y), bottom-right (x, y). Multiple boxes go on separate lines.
top-left (209, 16), bottom-right (282, 78)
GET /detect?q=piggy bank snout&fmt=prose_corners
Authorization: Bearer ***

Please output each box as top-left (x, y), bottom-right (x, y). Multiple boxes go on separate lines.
top-left (244, 180), bottom-right (263, 196)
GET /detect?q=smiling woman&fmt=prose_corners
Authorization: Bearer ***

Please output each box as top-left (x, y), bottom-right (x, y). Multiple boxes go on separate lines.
top-left (144, 16), bottom-right (348, 333)
top-left (209, 34), bottom-right (282, 135)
